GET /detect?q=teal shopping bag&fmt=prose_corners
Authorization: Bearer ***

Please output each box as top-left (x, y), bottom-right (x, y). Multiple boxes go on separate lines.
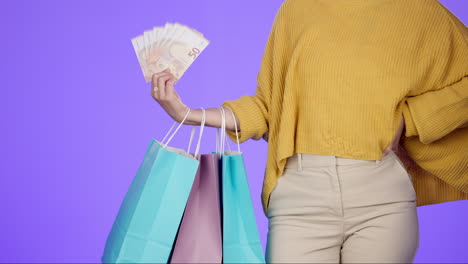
top-left (218, 107), bottom-right (265, 263)
top-left (102, 108), bottom-right (207, 263)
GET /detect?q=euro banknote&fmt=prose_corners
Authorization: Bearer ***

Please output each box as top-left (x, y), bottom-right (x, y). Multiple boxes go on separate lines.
top-left (131, 23), bottom-right (210, 83)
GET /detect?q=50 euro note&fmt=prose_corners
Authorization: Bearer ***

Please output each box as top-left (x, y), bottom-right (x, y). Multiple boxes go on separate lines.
top-left (131, 23), bottom-right (210, 83)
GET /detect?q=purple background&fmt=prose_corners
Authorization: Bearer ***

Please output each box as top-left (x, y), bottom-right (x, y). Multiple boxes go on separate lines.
top-left (1, 0), bottom-right (467, 262)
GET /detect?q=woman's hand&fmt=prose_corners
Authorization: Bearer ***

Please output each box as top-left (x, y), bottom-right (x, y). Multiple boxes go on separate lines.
top-left (382, 114), bottom-right (405, 157)
top-left (151, 68), bottom-right (190, 123)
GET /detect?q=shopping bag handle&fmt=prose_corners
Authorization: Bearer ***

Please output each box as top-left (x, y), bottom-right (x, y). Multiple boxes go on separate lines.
top-left (187, 107), bottom-right (206, 158)
top-left (215, 107), bottom-right (229, 157)
top-left (216, 107), bottom-right (241, 155)
top-left (220, 107), bottom-right (230, 154)
top-left (161, 108), bottom-right (190, 146)
top-left (216, 106), bottom-right (233, 156)
top-left (225, 106), bottom-right (241, 152)
top-left (215, 107), bottom-right (225, 157)
top-left (160, 107), bottom-right (206, 159)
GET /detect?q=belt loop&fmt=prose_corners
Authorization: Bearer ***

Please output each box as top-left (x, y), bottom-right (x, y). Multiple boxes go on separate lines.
top-left (297, 153), bottom-right (303, 172)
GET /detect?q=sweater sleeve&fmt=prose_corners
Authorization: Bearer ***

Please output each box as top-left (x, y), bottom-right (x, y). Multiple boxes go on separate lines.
top-left (402, 76), bottom-right (468, 143)
top-left (221, 8), bottom-right (282, 143)
top-left (221, 71), bottom-right (271, 143)
top-left (402, 7), bottom-right (468, 144)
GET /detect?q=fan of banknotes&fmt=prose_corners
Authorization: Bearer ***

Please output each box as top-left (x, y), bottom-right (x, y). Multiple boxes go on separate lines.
top-left (131, 22), bottom-right (210, 83)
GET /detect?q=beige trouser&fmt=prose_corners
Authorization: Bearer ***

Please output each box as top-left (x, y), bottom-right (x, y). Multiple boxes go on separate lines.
top-left (266, 151), bottom-right (419, 263)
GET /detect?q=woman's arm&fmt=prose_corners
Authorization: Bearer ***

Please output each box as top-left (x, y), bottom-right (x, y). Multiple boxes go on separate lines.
top-left (150, 70), bottom-right (240, 131)
top-left (184, 107), bottom-right (240, 131)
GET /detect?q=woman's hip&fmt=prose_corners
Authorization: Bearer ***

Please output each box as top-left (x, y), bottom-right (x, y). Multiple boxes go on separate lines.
top-left (267, 151), bottom-right (417, 218)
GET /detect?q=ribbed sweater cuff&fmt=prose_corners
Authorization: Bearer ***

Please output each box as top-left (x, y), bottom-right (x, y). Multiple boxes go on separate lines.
top-left (222, 96), bottom-right (268, 143)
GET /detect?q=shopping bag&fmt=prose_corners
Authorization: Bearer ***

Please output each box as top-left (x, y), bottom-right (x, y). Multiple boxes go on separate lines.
top-left (101, 108), bottom-right (206, 264)
top-left (169, 108), bottom-right (223, 263)
top-left (218, 107), bottom-right (266, 263)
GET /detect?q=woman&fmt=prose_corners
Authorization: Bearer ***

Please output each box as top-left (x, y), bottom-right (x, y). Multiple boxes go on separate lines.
top-left (150, 0), bottom-right (468, 262)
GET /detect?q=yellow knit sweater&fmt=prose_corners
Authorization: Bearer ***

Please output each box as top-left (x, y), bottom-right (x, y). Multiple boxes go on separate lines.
top-left (222, 0), bottom-right (468, 216)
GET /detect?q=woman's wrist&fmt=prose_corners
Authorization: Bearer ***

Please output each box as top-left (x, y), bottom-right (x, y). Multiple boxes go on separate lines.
top-left (183, 107), bottom-right (227, 128)
top-left (184, 107), bottom-right (198, 125)
top-left (177, 105), bottom-right (193, 125)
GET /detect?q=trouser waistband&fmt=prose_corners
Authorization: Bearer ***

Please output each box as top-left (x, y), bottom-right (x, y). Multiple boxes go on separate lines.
top-left (286, 152), bottom-right (396, 171)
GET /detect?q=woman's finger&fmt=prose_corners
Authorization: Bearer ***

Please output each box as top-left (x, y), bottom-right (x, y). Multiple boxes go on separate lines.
top-left (152, 73), bottom-right (172, 98)
top-left (152, 71), bottom-right (169, 84)
top-left (151, 69), bottom-right (175, 100)
top-left (154, 73), bottom-right (168, 88)
top-left (156, 75), bottom-right (167, 97)
top-left (166, 78), bottom-right (177, 94)
top-left (157, 74), bottom-right (173, 98)
top-left (166, 78), bottom-right (182, 102)
top-left (152, 69), bottom-right (173, 84)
